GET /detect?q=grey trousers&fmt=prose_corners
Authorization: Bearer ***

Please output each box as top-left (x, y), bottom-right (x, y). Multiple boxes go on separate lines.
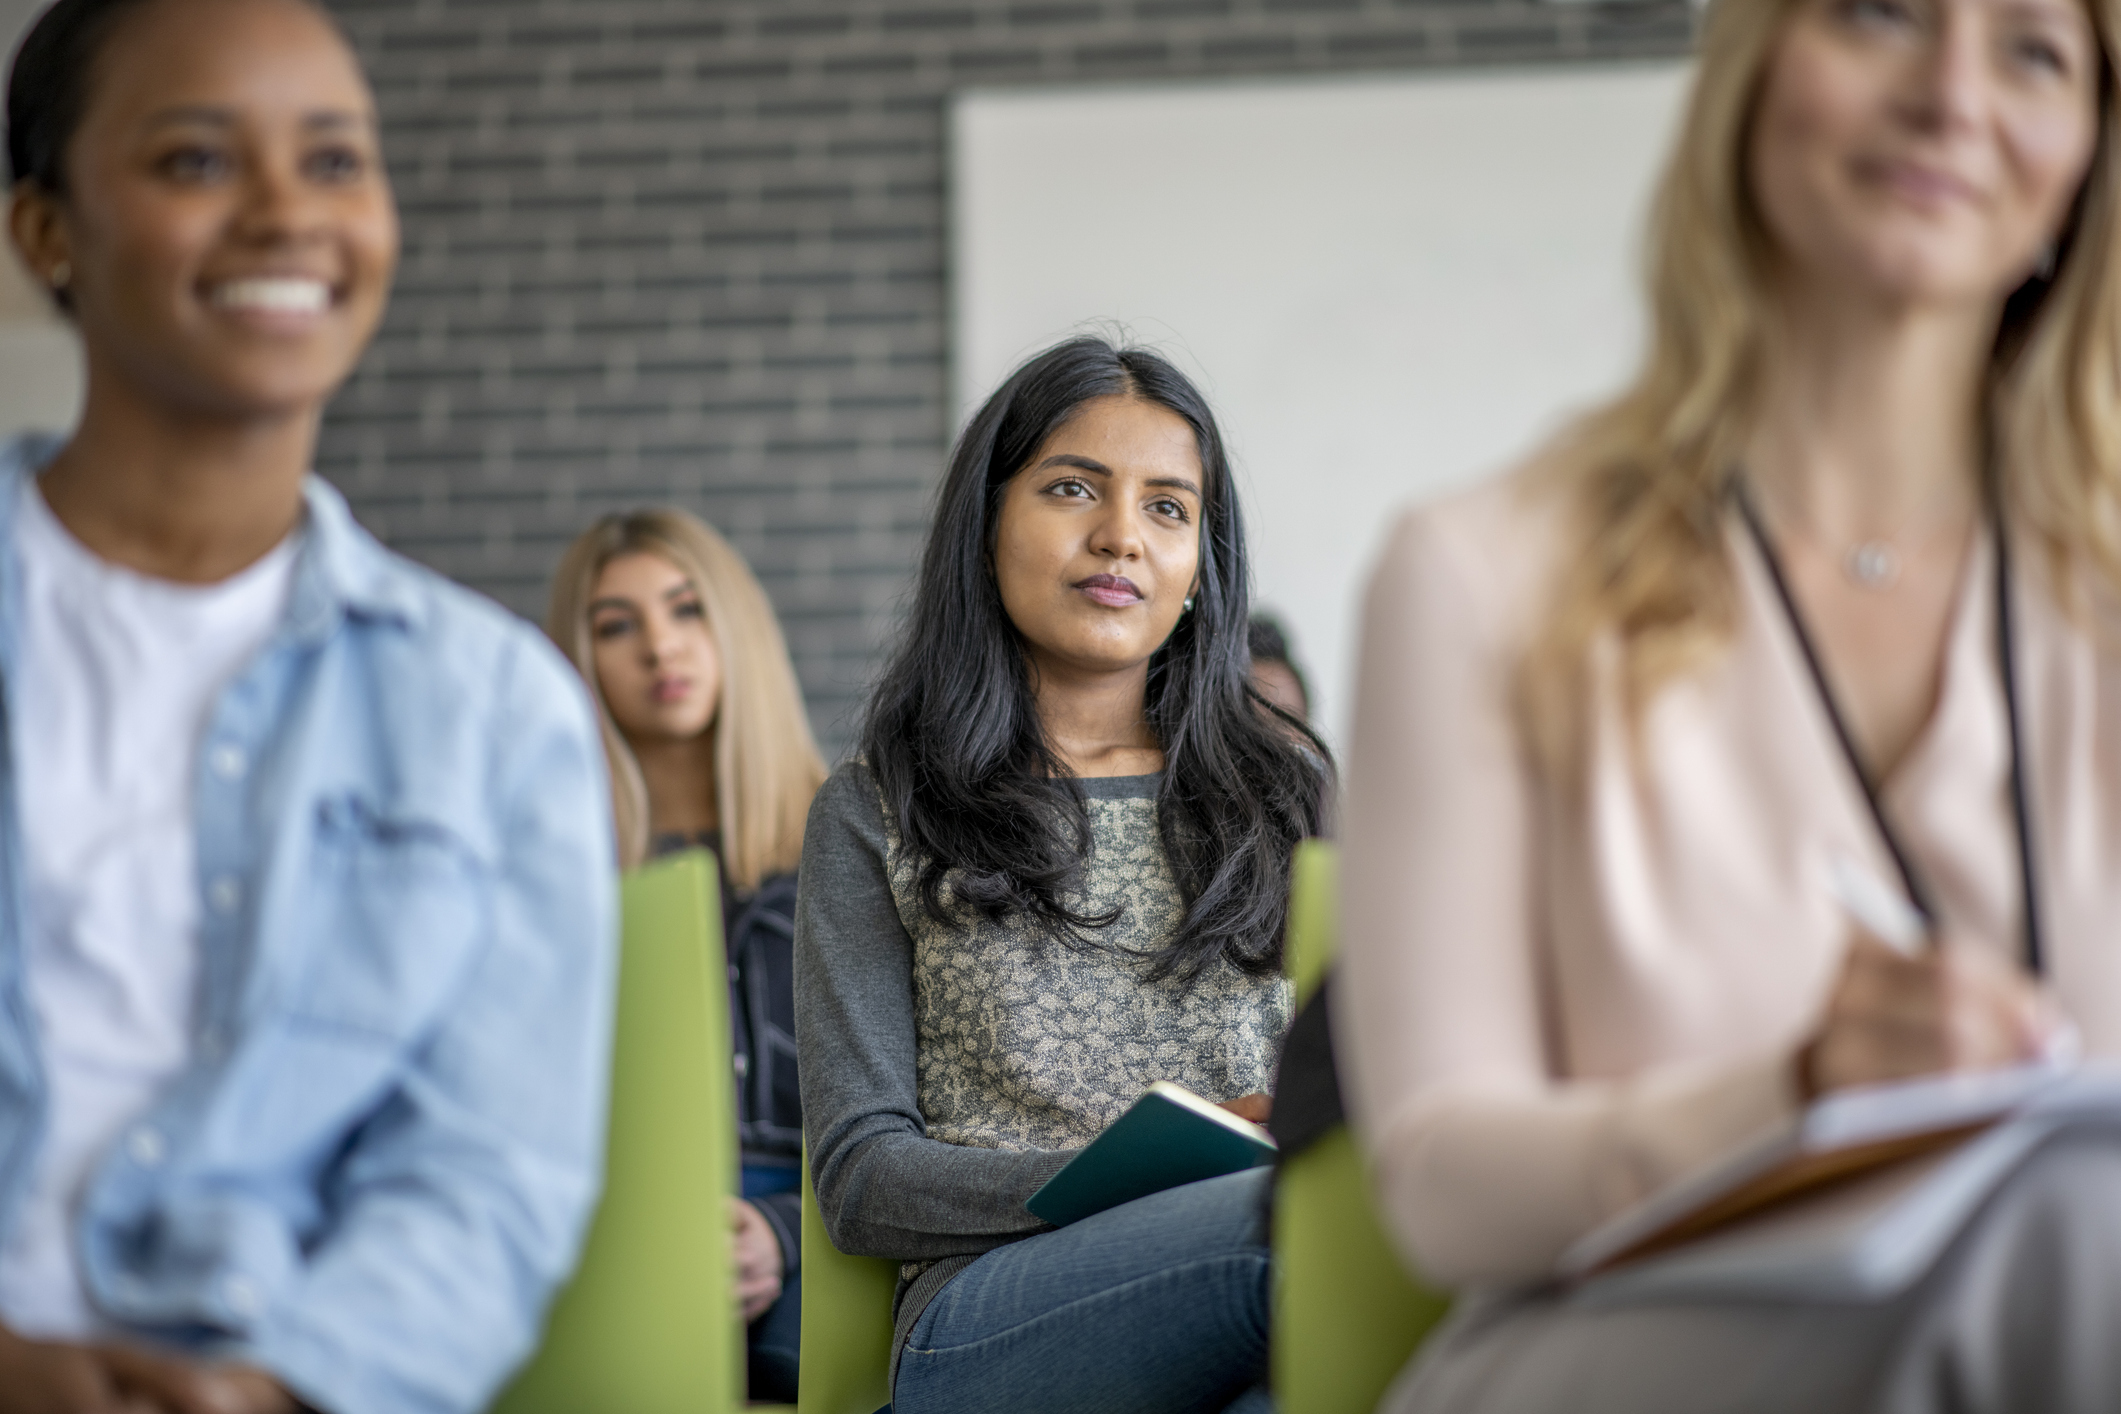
top-left (1389, 1128), bottom-right (2121, 1414)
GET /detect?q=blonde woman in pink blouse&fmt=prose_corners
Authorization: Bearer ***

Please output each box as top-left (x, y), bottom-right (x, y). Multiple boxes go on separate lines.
top-left (1340, 0), bottom-right (2121, 1407)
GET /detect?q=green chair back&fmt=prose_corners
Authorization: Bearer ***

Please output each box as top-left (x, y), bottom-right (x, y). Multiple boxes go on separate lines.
top-left (1284, 838), bottom-right (1340, 1007)
top-left (797, 1155), bottom-right (899, 1414)
top-left (490, 850), bottom-right (748, 1414)
top-left (1273, 841), bottom-right (1453, 1414)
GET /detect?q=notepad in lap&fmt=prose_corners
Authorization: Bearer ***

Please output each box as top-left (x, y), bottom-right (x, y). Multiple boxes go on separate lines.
top-left (1558, 1060), bottom-right (2083, 1286)
top-left (1027, 1081), bottom-right (1277, 1227)
top-left (1574, 1115), bottom-right (2069, 1303)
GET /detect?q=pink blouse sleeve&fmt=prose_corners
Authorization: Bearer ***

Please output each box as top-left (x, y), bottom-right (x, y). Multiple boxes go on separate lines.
top-left (1337, 500), bottom-right (1800, 1288)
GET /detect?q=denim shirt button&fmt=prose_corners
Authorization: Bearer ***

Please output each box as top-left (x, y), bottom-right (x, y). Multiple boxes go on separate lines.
top-left (222, 1274), bottom-right (260, 1318)
top-left (208, 877), bottom-right (241, 915)
top-left (209, 744), bottom-right (248, 780)
top-left (126, 1126), bottom-right (166, 1169)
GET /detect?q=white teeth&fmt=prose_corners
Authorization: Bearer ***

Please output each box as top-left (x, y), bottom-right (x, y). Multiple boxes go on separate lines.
top-left (211, 278), bottom-right (330, 314)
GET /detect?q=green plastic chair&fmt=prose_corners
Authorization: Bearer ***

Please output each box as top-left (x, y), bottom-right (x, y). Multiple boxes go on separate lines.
top-left (492, 851), bottom-right (788, 1413)
top-left (1273, 840), bottom-right (1453, 1414)
top-left (796, 1153), bottom-right (899, 1414)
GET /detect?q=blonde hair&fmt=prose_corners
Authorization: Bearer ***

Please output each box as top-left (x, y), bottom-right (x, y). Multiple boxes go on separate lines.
top-left (548, 508), bottom-right (827, 884)
top-left (1523, 0), bottom-right (2121, 772)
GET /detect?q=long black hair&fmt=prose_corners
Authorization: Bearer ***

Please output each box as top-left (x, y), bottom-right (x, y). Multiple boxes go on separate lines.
top-left (860, 337), bottom-right (1330, 984)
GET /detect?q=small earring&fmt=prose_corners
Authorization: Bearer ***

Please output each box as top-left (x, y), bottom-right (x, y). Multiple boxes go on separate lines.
top-left (1183, 596), bottom-right (1195, 613)
top-left (48, 261), bottom-right (70, 290)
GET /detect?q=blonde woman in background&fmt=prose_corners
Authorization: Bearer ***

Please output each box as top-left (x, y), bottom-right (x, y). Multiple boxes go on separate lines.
top-left (1341, 0), bottom-right (2121, 1407)
top-left (549, 509), bottom-right (825, 1404)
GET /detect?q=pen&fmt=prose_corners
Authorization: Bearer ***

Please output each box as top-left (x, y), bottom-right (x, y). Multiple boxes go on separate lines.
top-left (1829, 851), bottom-right (2081, 1066)
top-left (1827, 851), bottom-right (1931, 958)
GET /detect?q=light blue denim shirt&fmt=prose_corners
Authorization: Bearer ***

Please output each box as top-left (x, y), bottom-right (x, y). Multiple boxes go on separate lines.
top-left (0, 435), bottom-right (618, 1414)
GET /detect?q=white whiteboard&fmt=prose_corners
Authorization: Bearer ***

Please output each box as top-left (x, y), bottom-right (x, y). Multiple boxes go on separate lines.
top-left (953, 64), bottom-right (1692, 745)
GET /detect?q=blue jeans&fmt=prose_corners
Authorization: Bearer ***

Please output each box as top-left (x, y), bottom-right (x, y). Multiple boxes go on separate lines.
top-left (892, 1168), bottom-right (1275, 1414)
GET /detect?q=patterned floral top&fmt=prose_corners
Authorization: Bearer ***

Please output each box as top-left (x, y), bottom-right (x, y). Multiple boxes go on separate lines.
top-left (890, 778), bottom-right (1291, 1154)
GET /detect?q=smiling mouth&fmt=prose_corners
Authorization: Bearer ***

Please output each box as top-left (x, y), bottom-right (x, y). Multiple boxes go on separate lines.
top-left (1857, 157), bottom-right (1978, 209)
top-left (209, 277), bottom-right (332, 315)
top-left (1075, 573), bottom-right (1144, 607)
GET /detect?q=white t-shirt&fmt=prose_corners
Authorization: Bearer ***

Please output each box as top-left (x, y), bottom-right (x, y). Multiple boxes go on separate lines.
top-left (0, 477), bottom-right (298, 1337)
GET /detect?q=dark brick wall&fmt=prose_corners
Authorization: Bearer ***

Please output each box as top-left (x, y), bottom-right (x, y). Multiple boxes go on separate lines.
top-left (319, 0), bottom-right (1696, 748)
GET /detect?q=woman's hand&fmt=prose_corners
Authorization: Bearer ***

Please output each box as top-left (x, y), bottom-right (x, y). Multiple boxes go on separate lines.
top-left (729, 1198), bottom-right (785, 1323)
top-left (1216, 1093), bottom-right (1272, 1125)
top-left (1798, 933), bottom-right (2055, 1099)
top-left (95, 1348), bottom-right (294, 1414)
top-left (0, 1325), bottom-right (137, 1414)
top-left (0, 1325), bottom-right (294, 1414)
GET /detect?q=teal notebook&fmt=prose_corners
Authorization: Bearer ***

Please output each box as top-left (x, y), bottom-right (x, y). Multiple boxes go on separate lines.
top-left (1027, 1081), bottom-right (1278, 1227)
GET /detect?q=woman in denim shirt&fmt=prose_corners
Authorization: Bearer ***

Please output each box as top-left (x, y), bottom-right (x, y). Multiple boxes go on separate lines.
top-left (0, 2), bottom-right (616, 1412)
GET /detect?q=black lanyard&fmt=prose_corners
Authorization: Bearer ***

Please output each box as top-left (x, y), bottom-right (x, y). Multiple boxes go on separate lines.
top-left (1734, 483), bottom-right (2045, 975)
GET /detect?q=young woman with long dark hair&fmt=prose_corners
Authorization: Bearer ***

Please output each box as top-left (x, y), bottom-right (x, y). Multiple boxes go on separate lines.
top-left (0, 2), bottom-right (613, 1411)
top-left (796, 337), bottom-right (1327, 1414)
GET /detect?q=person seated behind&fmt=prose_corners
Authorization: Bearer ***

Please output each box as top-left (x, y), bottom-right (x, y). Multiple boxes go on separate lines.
top-left (797, 337), bottom-right (1331, 1414)
top-left (0, 2), bottom-right (615, 1412)
top-left (548, 508), bottom-right (825, 1405)
top-left (1341, 0), bottom-right (2121, 1408)
top-left (1246, 613), bottom-right (1310, 721)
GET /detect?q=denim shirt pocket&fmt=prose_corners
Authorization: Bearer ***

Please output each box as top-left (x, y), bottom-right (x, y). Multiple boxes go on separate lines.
top-left (282, 794), bottom-right (491, 1041)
